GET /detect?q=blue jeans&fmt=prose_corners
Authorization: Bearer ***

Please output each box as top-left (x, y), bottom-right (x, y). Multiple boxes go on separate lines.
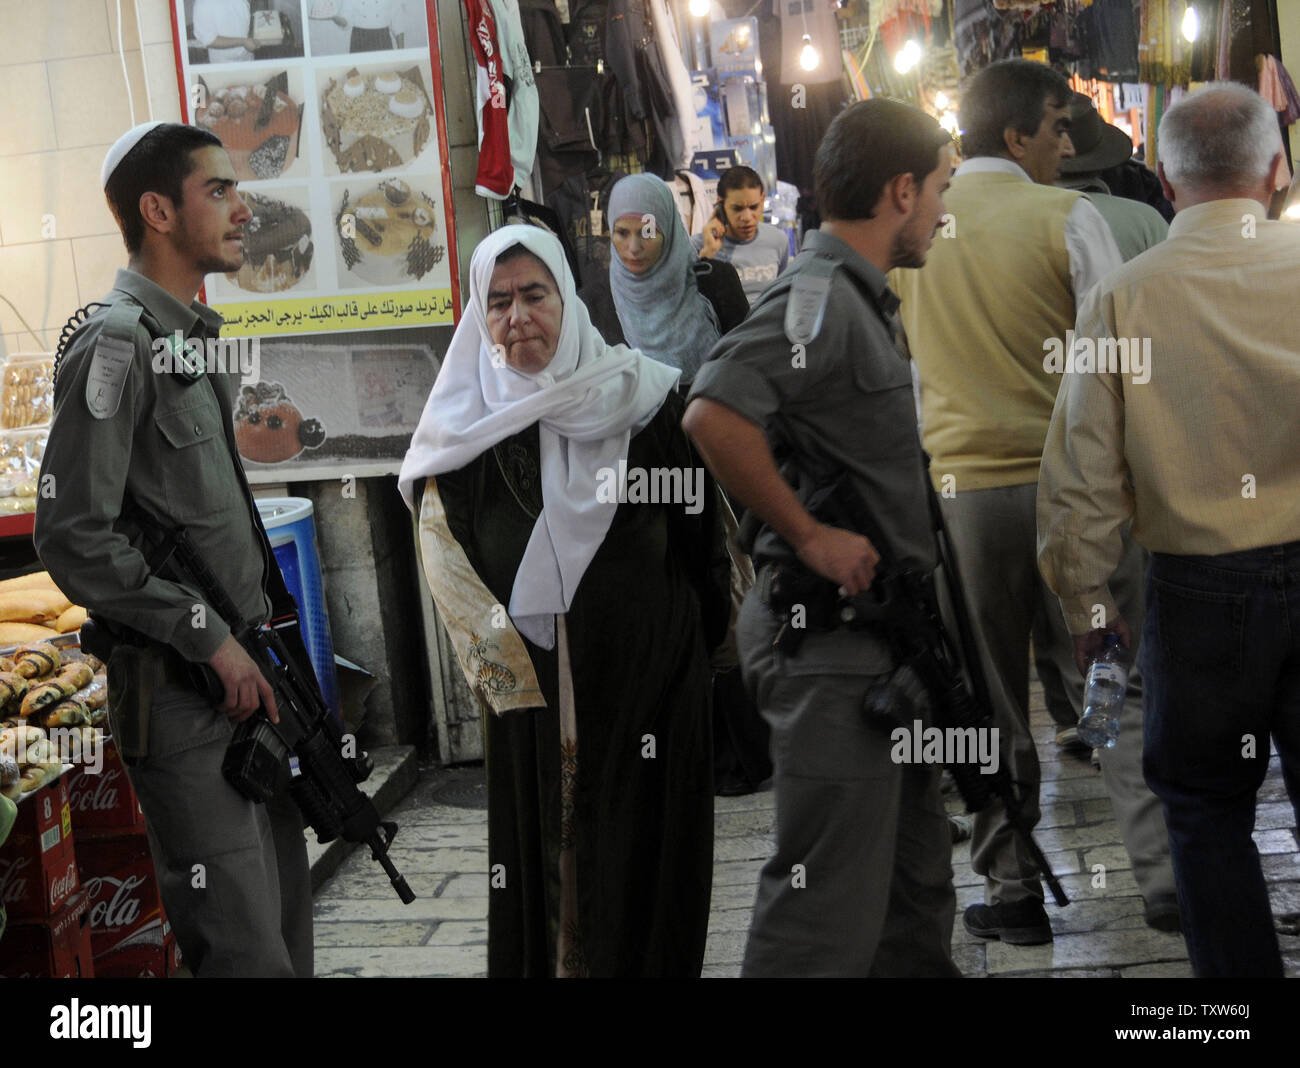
top-left (1140, 540), bottom-right (1300, 977)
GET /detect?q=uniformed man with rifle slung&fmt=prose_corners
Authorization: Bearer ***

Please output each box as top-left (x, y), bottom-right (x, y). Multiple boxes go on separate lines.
top-left (683, 99), bottom-right (963, 976)
top-left (34, 122), bottom-right (312, 977)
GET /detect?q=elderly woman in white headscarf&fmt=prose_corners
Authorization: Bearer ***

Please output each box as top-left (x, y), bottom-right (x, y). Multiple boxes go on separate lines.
top-left (400, 225), bottom-right (729, 978)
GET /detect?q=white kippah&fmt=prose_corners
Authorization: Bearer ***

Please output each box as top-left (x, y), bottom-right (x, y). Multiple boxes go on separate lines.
top-left (101, 121), bottom-right (168, 189)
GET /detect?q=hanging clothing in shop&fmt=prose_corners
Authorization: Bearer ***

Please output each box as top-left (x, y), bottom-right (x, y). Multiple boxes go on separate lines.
top-left (647, 0), bottom-right (699, 170)
top-left (1077, 0), bottom-right (1140, 83)
top-left (491, 0), bottom-right (541, 193)
top-left (1217, 0), bottom-right (1232, 79)
top-left (465, 0), bottom-right (515, 198)
top-left (1049, 0), bottom-right (1085, 62)
top-left (870, 0), bottom-right (944, 54)
top-left (1259, 55), bottom-right (1300, 128)
top-left (777, 0), bottom-right (844, 86)
top-left (1139, 0), bottom-right (1190, 87)
top-left (953, 0), bottom-right (1020, 78)
top-left (607, 0), bottom-right (682, 176)
top-left (517, 0), bottom-right (567, 65)
top-left (547, 167), bottom-right (629, 339)
top-left (1226, 0), bottom-right (1274, 86)
top-left (567, 0), bottom-right (608, 66)
top-left (533, 66), bottom-right (603, 198)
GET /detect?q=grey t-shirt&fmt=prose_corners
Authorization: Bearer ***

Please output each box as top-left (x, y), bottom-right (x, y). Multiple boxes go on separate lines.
top-left (692, 221), bottom-right (791, 303)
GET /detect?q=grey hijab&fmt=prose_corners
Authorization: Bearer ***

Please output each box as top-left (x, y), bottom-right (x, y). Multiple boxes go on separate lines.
top-left (608, 174), bottom-right (720, 384)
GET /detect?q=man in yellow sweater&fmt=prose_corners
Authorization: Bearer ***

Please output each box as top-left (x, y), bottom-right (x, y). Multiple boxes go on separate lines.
top-left (893, 59), bottom-right (1176, 945)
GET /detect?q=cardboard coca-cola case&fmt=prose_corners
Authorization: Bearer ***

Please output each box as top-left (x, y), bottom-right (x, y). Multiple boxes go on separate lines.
top-left (67, 736), bottom-right (146, 831)
top-left (0, 775), bottom-right (80, 923)
top-left (0, 889), bottom-right (95, 977)
top-left (76, 827), bottom-right (181, 977)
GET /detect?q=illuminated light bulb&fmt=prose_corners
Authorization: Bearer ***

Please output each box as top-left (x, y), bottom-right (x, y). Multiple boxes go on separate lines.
top-left (799, 34), bottom-right (820, 72)
top-left (934, 91), bottom-right (949, 111)
top-left (1182, 6), bottom-right (1199, 43)
top-left (1285, 203), bottom-right (1300, 221)
top-left (939, 110), bottom-right (959, 134)
top-left (894, 39), bottom-right (922, 74)
top-left (689, 0), bottom-right (710, 16)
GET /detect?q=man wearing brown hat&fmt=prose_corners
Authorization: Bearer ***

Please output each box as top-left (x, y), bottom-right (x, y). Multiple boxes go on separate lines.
top-left (1057, 92), bottom-right (1168, 261)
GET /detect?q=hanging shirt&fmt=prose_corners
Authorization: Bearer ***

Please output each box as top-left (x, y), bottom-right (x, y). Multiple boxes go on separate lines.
top-left (490, 0), bottom-right (542, 193)
top-left (465, 0), bottom-right (514, 197)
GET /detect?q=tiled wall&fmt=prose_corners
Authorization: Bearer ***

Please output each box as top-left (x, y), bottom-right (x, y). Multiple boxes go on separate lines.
top-left (0, 0), bottom-right (181, 358)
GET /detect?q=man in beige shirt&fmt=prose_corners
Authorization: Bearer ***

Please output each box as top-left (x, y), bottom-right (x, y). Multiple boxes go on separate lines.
top-left (1038, 82), bottom-right (1300, 978)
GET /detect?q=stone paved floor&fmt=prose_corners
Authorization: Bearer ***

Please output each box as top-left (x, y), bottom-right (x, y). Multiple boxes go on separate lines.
top-left (313, 684), bottom-right (1300, 978)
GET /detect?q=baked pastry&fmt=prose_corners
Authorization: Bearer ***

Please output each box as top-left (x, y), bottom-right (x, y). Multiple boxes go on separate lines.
top-left (321, 67), bottom-right (432, 173)
top-left (234, 382), bottom-right (326, 465)
top-left (2, 356), bottom-right (55, 429)
top-left (195, 73), bottom-right (302, 181)
top-left (0, 588), bottom-right (71, 625)
top-left (225, 193), bottom-right (314, 294)
top-left (0, 623), bottom-right (60, 645)
top-left (13, 642), bottom-right (60, 679)
top-left (337, 179), bottom-right (445, 286)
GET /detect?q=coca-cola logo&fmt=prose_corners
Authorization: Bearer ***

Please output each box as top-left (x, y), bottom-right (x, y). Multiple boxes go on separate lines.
top-left (0, 856), bottom-right (31, 903)
top-left (73, 768), bottom-right (121, 812)
top-left (49, 863), bottom-right (77, 904)
top-left (85, 874), bottom-right (145, 929)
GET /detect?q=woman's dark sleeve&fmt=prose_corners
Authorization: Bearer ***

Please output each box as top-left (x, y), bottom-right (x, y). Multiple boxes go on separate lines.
top-left (653, 392), bottom-right (731, 653)
top-left (693, 259), bottom-right (750, 335)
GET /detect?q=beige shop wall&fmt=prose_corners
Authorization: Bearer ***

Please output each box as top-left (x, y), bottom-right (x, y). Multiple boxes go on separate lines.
top-left (0, 0), bottom-right (179, 358)
top-left (0, 0), bottom-right (487, 359)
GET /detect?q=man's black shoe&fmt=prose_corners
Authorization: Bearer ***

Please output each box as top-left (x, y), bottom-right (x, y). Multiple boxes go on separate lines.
top-left (963, 899), bottom-right (1053, 945)
top-left (1143, 894), bottom-right (1182, 933)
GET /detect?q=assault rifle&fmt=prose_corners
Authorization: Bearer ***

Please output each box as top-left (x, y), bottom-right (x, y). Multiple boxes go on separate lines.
top-left (144, 522), bottom-right (415, 905)
top-left (801, 475), bottom-right (1070, 908)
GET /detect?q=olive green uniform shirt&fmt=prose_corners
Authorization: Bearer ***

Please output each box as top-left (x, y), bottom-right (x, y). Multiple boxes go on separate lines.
top-left (35, 269), bottom-right (270, 662)
top-left (688, 229), bottom-right (937, 574)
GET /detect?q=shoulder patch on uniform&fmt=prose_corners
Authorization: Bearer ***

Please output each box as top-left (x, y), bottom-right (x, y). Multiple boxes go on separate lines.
top-left (85, 302), bottom-right (143, 420)
top-left (783, 255), bottom-right (838, 347)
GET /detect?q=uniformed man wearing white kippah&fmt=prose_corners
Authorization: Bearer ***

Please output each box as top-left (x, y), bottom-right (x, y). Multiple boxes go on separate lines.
top-left (34, 122), bottom-right (313, 977)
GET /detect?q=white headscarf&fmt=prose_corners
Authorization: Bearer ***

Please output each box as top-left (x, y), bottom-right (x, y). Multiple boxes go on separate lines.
top-left (399, 224), bottom-right (681, 649)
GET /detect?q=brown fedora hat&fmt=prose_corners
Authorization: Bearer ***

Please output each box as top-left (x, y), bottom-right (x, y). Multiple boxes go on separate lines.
top-left (1061, 92), bottom-right (1134, 174)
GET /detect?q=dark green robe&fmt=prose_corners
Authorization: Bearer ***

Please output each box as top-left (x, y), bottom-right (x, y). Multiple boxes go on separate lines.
top-left (435, 393), bottom-right (729, 976)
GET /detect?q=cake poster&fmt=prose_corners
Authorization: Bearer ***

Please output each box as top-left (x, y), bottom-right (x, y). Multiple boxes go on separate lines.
top-left (172, 0), bottom-right (458, 337)
top-left (170, 0), bottom-right (460, 478)
top-left (230, 331), bottom-right (441, 479)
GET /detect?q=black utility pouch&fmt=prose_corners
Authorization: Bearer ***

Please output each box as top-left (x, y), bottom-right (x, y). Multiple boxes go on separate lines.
top-left (104, 645), bottom-right (162, 764)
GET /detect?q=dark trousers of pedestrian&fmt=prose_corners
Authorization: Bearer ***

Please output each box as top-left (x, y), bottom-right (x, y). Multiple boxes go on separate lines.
top-left (735, 586), bottom-right (959, 977)
top-left (1140, 539), bottom-right (1300, 977)
top-left (942, 483), bottom-right (1173, 906)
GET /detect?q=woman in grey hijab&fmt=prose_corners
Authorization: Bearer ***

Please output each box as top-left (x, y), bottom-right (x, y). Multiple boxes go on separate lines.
top-left (607, 174), bottom-right (748, 387)
top-left (608, 174), bottom-right (769, 796)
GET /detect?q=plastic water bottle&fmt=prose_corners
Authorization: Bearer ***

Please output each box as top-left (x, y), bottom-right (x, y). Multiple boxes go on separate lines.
top-left (1078, 633), bottom-right (1129, 749)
